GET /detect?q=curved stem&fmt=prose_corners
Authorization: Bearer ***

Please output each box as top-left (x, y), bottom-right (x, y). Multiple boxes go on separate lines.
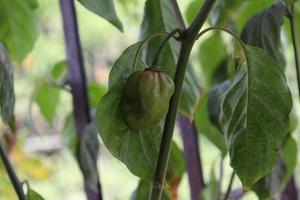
top-left (132, 32), bottom-right (169, 70)
top-left (149, 0), bottom-right (217, 199)
top-left (223, 172), bottom-right (235, 200)
top-left (0, 141), bottom-right (26, 200)
top-left (287, 5), bottom-right (300, 103)
top-left (151, 29), bottom-right (181, 67)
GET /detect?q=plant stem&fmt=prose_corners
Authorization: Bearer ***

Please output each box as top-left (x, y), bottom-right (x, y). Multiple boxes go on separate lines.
top-left (287, 5), bottom-right (300, 102)
top-left (171, 1), bottom-right (206, 198)
top-left (281, 176), bottom-right (298, 200)
top-left (0, 141), bottom-right (26, 200)
top-left (151, 29), bottom-right (181, 67)
top-left (223, 172), bottom-right (235, 200)
top-left (178, 114), bottom-right (205, 200)
top-left (150, 0), bottom-right (216, 199)
top-left (59, 0), bottom-right (102, 199)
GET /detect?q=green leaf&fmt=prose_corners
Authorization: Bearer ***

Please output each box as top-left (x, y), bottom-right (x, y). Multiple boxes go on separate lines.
top-left (0, 0), bottom-right (38, 62)
top-left (140, 0), bottom-right (201, 119)
top-left (253, 137), bottom-right (297, 199)
top-left (96, 43), bottom-right (163, 180)
top-left (0, 44), bottom-right (15, 131)
top-left (88, 82), bottom-right (106, 109)
top-left (241, 2), bottom-right (286, 68)
top-left (35, 82), bottom-right (61, 123)
top-left (198, 33), bottom-right (227, 87)
top-left (195, 91), bottom-right (227, 155)
top-left (62, 113), bottom-right (77, 155)
top-left (185, 0), bottom-right (204, 24)
top-left (77, 0), bottom-right (123, 32)
top-left (26, 188), bottom-right (45, 200)
top-left (51, 60), bottom-right (67, 79)
top-left (208, 80), bottom-right (231, 130)
top-left (219, 46), bottom-right (292, 189)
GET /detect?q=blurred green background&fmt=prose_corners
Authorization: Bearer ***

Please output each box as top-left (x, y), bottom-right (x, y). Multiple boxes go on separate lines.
top-left (0, 0), bottom-right (300, 199)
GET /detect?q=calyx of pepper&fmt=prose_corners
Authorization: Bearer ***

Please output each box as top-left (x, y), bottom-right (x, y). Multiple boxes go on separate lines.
top-left (121, 67), bottom-right (175, 130)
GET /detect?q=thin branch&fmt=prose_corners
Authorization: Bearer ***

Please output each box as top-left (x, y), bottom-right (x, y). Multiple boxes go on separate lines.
top-left (223, 172), bottom-right (235, 200)
top-left (287, 5), bottom-right (300, 103)
top-left (150, 0), bottom-right (217, 199)
top-left (0, 141), bottom-right (26, 200)
top-left (59, 0), bottom-right (102, 199)
top-left (178, 114), bottom-right (205, 200)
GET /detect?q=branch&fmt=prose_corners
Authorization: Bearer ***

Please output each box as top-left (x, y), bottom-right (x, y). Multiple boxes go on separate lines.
top-left (0, 141), bottom-right (26, 200)
top-left (59, 0), bottom-right (102, 199)
top-left (287, 5), bottom-right (300, 103)
top-left (150, 0), bottom-right (217, 199)
top-left (223, 172), bottom-right (235, 200)
top-left (178, 114), bottom-right (205, 200)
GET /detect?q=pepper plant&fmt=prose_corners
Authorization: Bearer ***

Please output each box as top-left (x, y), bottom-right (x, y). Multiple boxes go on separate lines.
top-left (0, 0), bottom-right (300, 200)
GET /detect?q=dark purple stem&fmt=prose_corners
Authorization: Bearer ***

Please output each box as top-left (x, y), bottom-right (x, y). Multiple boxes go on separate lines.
top-left (281, 176), bottom-right (298, 200)
top-left (178, 114), bottom-right (205, 200)
top-left (59, 0), bottom-right (102, 199)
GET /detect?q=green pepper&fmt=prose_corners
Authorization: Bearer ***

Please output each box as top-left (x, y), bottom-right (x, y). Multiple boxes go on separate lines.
top-left (121, 68), bottom-right (175, 130)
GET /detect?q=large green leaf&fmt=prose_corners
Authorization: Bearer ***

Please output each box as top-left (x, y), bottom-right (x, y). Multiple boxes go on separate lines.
top-left (140, 0), bottom-right (201, 118)
top-left (0, 0), bottom-right (38, 62)
top-left (253, 137), bottom-right (297, 199)
top-left (96, 43), bottom-right (163, 180)
top-left (77, 0), bottom-right (123, 32)
top-left (0, 44), bottom-right (15, 131)
top-left (219, 46), bottom-right (292, 189)
top-left (241, 2), bottom-right (286, 68)
top-left (35, 82), bottom-right (61, 123)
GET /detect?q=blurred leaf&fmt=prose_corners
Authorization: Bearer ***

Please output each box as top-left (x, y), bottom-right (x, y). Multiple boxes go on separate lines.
top-left (0, 44), bottom-right (15, 131)
top-left (0, 0), bottom-right (38, 62)
top-left (185, 0), bottom-right (204, 24)
top-left (77, 0), bottom-right (123, 32)
top-left (88, 82), bottom-right (106, 109)
top-left (96, 43), bottom-right (163, 180)
top-left (195, 91), bottom-right (227, 155)
top-left (131, 142), bottom-right (184, 200)
top-left (26, 188), bottom-right (45, 200)
top-left (140, 0), bottom-right (201, 118)
top-left (62, 113), bottom-right (77, 155)
top-left (208, 80), bottom-right (231, 130)
top-left (51, 60), bottom-right (67, 80)
top-left (200, 166), bottom-right (218, 200)
top-left (219, 46), bottom-right (292, 189)
top-left (35, 82), bottom-right (61, 123)
top-left (199, 33), bottom-right (227, 87)
top-left (78, 121), bottom-right (100, 192)
top-left (241, 2), bottom-right (287, 68)
top-left (253, 137), bottom-right (297, 199)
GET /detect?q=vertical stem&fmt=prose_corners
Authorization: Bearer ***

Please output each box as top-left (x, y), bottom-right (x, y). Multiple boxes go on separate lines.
top-left (288, 5), bottom-right (300, 102)
top-left (59, 1), bottom-right (102, 199)
top-left (223, 172), bottom-right (235, 200)
top-left (150, 0), bottom-right (217, 199)
top-left (170, 1), bottom-right (206, 198)
top-left (178, 114), bottom-right (205, 200)
top-left (0, 142), bottom-right (26, 200)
